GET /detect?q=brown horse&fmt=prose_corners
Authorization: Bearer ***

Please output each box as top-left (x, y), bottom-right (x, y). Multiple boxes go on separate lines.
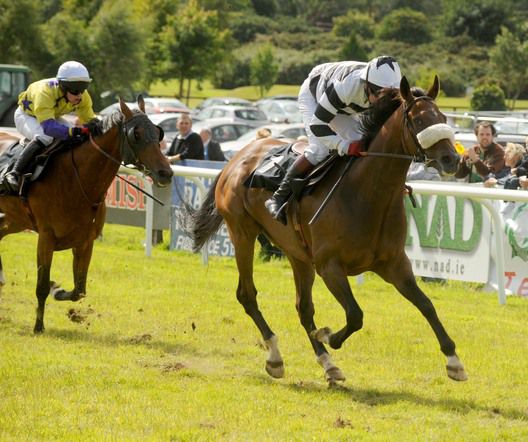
top-left (191, 76), bottom-right (468, 384)
top-left (0, 97), bottom-right (173, 333)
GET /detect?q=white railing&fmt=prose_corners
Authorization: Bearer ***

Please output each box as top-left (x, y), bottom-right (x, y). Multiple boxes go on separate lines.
top-left (125, 165), bottom-right (528, 305)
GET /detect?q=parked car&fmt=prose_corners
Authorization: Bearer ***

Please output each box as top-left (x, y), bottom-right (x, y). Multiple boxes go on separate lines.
top-left (192, 118), bottom-right (254, 143)
top-left (143, 97), bottom-right (190, 113)
top-left (195, 97), bottom-right (253, 112)
top-left (193, 105), bottom-right (269, 128)
top-left (257, 99), bottom-right (302, 123)
top-left (220, 123), bottom-right (306, 159)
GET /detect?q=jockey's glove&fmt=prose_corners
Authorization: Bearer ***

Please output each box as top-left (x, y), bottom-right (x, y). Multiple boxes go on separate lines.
top-left (70, 126), bottom-right (90, 142)
top-left (337, 140), bottom-right (363, 157)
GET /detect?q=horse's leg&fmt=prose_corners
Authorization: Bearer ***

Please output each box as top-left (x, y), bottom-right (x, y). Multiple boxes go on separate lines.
top-left (290, 257), bottom-right (345, 383)
top-left (312, 259), bottom-right (364, 350)
top-left (378, 255), bottom-right (467, 381)
top-left (53, 241), bottom-right (94, 301)
top-left (226, 219), bottom-right (284, 378)
top-left (34, 235), bottom-right (54, 333)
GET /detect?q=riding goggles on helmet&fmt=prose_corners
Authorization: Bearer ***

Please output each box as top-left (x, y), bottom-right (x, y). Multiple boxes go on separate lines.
top-left (61, 80), bottom-right (89, 95)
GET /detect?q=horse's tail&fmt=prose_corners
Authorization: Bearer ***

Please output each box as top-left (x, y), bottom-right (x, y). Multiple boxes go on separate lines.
top-left (191, 173), bottom-right (223, 253)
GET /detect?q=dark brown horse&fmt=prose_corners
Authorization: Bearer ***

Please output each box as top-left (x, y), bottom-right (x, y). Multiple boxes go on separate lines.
top-left (192, 76), bottom-right (468, 384)
top-left (0, 97), bottom-right (173, 333)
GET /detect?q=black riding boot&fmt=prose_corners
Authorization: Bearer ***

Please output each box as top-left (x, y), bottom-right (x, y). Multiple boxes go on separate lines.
top-left (5, 139), bottom-right (45, 192)
top-left (264, 154), bottom-right (314, 225)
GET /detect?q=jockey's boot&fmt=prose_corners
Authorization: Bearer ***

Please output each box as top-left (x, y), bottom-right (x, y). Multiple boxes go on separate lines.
top-left (265, 154), bottom-right (314, 225)
top-left (4, 139), bottom-right (45, 193)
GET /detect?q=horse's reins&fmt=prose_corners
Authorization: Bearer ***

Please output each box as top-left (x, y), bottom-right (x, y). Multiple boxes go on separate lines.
top-left (71, 131), bottom-right (164, 207)
top-left (308, 97), bottom-right (432, 225)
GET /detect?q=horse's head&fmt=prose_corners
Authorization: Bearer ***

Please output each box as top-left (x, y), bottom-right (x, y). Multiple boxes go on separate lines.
top-left (120, 96), bottom-right (173, 187)
top-left (400, 76), bottom-right (459, 175)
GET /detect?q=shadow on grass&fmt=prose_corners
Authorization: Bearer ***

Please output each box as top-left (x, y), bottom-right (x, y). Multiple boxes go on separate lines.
top-left (271, 377), bottom-right (528, 422)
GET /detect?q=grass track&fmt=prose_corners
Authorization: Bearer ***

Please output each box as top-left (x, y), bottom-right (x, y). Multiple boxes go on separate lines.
top-left (1, 225), bottom-right (527, 440)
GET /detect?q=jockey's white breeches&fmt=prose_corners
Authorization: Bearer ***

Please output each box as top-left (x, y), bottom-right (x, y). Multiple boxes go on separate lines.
top-left (14, 107), bottom-right (72, 146)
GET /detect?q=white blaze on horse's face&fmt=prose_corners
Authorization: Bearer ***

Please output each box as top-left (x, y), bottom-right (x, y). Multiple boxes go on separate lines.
top-left (416, 123), bottom-right (455, 150)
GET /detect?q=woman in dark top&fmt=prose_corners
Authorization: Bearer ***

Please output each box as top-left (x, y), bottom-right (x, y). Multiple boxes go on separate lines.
top-left (166, 114), bottom-right (204, 162)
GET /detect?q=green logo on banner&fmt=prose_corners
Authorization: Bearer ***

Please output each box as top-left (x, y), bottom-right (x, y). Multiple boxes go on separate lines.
top-left (405, 195), bottom-right (482, 251)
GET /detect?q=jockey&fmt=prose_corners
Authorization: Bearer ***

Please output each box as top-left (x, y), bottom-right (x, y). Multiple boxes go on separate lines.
top-left (5, 61), bottom-right (97, 192)
top-left (265, 55), bottom-right (402, 224)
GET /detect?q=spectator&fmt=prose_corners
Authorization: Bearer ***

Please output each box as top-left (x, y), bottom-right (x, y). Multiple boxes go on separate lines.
top-left (199, 128), bottom-right (225, 161)
top-left (166, 114), bottom-right (204, 163)
top-left (484, 142), bottom-right (527, 189)
top-left (256, 127), bottom-right (272, 139)
top-left (455, 121), bottom-right (507, 183)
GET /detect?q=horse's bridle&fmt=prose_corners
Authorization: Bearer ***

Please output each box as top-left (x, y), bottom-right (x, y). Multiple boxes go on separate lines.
top-left (71, 113), bottom-right (164, 207)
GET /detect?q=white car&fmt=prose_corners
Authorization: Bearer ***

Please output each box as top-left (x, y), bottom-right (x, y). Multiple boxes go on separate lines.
top-left (193, 105), bottom-right (269, 128)
top-left (142, 97), bottom-right (190, 113)
top-left (221, 123), bottom-right (306, 159)
top-left (257, 99), bottom-right (302, 123)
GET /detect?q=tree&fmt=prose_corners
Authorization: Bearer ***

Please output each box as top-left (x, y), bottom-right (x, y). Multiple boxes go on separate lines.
top-left (0, 0), bottom-right (50, 71)
top-left (490, 27), bottom-right (528, 109)
top-left (160, 0), bottom-right (229, 100)
top-left (250, 44), bottom-right (279, 98)
top-left (376, 8), bottom-right (432, 45)
top-left (332, 11), bottom-right (375, 39)
top-left (339, 34), bottom-right (368, 62)
top-left (441, 0), bottom-right (513, 46)
top-left (470, 83), bottom-right (507, 111)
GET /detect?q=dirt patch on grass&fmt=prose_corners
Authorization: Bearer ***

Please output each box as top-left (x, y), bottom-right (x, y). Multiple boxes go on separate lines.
top-left (128, 333), bottom-right (153, 344)
top-left (161, 361), bottom-right (187, 373)
top-left (67, 307), bottom-right (95, 324)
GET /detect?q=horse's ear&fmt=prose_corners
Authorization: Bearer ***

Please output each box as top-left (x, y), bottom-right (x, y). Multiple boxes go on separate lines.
top-left (137, 94), bottom-right (146, 113)
top-left (427, 75), bottom-right (440, 100)
top-left (119, 97), bottom-right (133, 119)
top-left (399, 76), bottom-right (412, 102)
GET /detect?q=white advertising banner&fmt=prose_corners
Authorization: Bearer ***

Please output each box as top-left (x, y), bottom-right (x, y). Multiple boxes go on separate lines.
top-left (404, 194), bottom-right (491, 283)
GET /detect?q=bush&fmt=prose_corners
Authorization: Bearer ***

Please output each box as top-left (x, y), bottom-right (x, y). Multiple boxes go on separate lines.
top-left (376, 8), bottom-right (432, 45)
top-left (470, 83), bottom-right (507, 111)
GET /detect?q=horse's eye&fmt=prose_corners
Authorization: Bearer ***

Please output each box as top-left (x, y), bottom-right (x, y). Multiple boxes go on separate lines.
top-left (134, 129), bottom-right (140, 141)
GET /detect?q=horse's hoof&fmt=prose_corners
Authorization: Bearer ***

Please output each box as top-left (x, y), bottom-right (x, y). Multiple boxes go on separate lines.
top-left (33, 324), bottom-right (45, 334)
top-left (265, 360), bottom-right (285, 378)
top-left (53, 289), bottom-right (73, 301)
top-left (447, 364), bottom-right (468, 381)
top-left (325, 366), bottom-right (346, 383)
top-left (310, 327), bottom-right (332, 344)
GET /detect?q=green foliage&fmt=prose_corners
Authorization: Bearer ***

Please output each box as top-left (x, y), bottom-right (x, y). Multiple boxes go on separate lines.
top-left (251, 0), bottom-right (277, 17)
top-left (250, 44), bottom-right (279, 97)
top-left (160, 0), bottom-right (230, 97)
top-left (490, 26), bottom-right (528, 108)
top-left (441, 0), bottom-right (513, 46)
top-left (229, 12), bottom-right (277, 43)
top-left (332, 11), bottom-right (376, 39)
top-left (376, 8), bottom-right (432, 45)
top-left (338, 34), bottom-right (368, 62)
top-left (470, 83), bottom-right (507, 111)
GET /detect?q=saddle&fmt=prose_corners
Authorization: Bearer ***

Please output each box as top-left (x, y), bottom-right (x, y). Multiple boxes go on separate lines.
top-left (244, 142), bottom-right (340, 200)
top-left (0, 138), bottom-right (69, 197)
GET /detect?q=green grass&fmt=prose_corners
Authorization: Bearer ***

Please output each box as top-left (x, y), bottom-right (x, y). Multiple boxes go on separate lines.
top-left (1, 225), bottom-right (528, 440)
top-left (149, 79), bottom-right (528, 112)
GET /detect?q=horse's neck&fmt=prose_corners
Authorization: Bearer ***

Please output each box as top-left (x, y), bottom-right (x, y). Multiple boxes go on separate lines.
top-left (76, 126), bottom-right (123, 197)
top-left (364, 107), bottom-right (411, 184)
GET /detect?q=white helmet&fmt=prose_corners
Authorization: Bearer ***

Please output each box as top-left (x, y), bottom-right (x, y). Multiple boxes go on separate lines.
top-left (360, 56), bottom-right (401, 89)
top-left (56, 61), bottom-right (92, 83)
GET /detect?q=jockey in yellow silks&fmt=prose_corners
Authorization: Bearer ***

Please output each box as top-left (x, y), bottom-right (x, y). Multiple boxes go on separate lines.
top-left (5, 61), bottom-right (97, 192)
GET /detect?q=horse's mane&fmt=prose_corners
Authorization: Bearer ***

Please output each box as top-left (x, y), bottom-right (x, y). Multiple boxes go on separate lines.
top-left (86, 108), bottom-right (144, 137)
top-left (359, 88), bottom-right (401, 148)
top-left (360, 86), bottom-right (427, 149)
